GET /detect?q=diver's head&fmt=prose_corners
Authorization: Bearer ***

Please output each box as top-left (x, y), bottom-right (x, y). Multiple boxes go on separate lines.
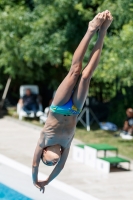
top-left (41, 144), bottom-right (61, 166)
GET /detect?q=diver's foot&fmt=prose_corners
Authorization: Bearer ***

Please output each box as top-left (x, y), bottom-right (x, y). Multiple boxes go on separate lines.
top-left (99, 10), bottom-right (113, 33)
top-left (88, 11), bottom-right (106, 32)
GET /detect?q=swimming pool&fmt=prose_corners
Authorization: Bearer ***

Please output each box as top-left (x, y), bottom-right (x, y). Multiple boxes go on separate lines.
top-left (0, 183), bottom-right (31, 200)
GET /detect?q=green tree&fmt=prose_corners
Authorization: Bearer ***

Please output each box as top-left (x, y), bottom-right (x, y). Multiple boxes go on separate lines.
top-left (0, 0), bottom-right (133, 98)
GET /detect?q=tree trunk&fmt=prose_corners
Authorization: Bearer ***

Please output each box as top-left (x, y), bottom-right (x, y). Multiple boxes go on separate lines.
top-left (0, 77), bottom-right (11, 109)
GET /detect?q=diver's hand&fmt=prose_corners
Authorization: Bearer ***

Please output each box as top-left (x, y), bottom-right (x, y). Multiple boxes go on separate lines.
top-left (34, 180), bottom-right (48, 193)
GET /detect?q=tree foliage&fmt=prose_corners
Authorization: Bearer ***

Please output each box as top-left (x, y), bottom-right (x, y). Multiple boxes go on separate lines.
top-left (0, 0), bottom-right (133, 99)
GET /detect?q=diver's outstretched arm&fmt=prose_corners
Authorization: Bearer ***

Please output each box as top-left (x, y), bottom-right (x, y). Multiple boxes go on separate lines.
top-left (33, 147), bottom-right (70, 193)
top-left (46, 147), bottom-right (70, 184)
top-left (32, 141), bottom-right (43, 186)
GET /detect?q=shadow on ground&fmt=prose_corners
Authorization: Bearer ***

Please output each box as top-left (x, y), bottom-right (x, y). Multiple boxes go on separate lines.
top-left (110, 165), bottom-right (131, 173)
top-left (0, 108), bottom-right (7, 119)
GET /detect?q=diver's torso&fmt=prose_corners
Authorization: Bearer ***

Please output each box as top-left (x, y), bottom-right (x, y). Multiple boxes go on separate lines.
top-left (39, 111), bottom-right (77, 148)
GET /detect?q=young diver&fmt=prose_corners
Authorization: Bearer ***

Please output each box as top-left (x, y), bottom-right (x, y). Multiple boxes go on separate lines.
top-left (32, 10), bottom-right (113, 193)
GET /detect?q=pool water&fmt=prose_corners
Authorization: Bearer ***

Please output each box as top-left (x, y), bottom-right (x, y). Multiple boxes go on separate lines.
top-left (0, 183), bottom-right (31, 200)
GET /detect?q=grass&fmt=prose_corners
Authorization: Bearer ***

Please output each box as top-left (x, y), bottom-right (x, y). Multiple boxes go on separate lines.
top-left (7, 107), bottom-right (133, 160)
top-left (75, 125), bottom-right (133, 159)
top-left (7, 107), bottom-right (43, 127)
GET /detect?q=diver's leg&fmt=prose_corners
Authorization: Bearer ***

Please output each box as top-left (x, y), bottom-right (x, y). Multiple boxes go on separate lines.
top-left (53, 12), bottom-right (105, 106)
top-left (72, 11), bottom-right (113, 109)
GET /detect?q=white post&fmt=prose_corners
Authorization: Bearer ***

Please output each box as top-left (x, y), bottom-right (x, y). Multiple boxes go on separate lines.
top-left (2, 77), bottom-right (11, 100)
top-left (0, 77), bottom-right (11, 108)
top-left (77, 96), bottom-right (90, 131)
top-left (86, 97), bottom-right (90, 131)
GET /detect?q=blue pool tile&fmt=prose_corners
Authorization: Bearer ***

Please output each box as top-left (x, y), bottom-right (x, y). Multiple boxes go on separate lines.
top-left (0, 183), bottom-right (32, 200)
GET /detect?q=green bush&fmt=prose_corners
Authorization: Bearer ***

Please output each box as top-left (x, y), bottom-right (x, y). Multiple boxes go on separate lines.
top-left (108, 86), bottom-right (133, 127)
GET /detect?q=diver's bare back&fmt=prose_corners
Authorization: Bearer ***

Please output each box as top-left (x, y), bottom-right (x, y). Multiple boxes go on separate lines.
top-left (40, 111), bottom-right (77, 149)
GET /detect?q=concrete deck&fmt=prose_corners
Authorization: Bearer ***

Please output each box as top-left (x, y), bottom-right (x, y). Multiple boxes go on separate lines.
top-left (0, 117), bottom-right (133, 200)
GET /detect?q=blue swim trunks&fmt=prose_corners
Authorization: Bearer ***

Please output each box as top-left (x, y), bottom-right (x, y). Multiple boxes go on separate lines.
top-left (50, 98), bottom-right (81, 116)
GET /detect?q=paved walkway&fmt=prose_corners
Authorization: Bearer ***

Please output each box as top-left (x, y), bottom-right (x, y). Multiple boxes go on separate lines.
top-left (0, 117), bottom-right (133, 200)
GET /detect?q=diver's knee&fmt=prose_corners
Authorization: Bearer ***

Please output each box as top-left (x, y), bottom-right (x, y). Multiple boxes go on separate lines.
top-left (81, 71), bottom-right (91, 82)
